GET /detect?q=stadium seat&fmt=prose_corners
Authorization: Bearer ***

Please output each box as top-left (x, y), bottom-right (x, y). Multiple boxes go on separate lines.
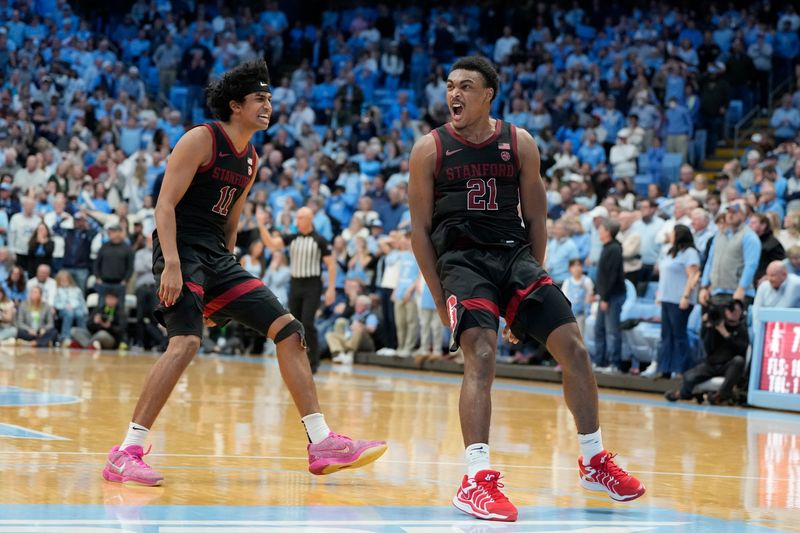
top-left (692, 129), bottom-right (707, 166)
top-left (637, 154), bottom-right (650, 178)
top-left (169, 86), bottom-right (188, 112)
top-left (633, 174), bottom-right (652, 197)
top-left (726, 100), bottom-right (743, 126)
top-left (661, 152), bottom-right (683, 189)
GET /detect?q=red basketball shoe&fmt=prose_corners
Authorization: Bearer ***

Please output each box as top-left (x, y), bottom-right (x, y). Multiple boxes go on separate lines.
top-left (578, 450), bottom-right (646, 502)
top-left (452, 469), bottom-right (518, 522)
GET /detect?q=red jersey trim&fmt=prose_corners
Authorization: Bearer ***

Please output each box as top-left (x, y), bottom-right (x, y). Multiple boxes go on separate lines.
top-left (250, 145), bottom-right (259, 181)
top-left (444, 119), bottom-right (502, 149)
top-left (216, 121), bottom-right (250, 158)
top-left (197, 123), bottom-right (217, 173)
top-left (431, 129), bottom-right (443, 177)
top-left (509, 124), bottom-right (521, 173)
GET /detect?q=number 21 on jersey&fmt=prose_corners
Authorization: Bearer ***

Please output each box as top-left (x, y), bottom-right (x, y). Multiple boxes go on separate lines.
top-left (466, 178), bottom-right (498, 210)
top-left (212, 186), bottom-right (237, 216)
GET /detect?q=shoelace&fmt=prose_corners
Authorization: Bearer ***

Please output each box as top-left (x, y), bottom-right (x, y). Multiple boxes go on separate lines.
top-left (124, 445), bottom-right (153, 470)
top-left (599, 452), bottom-right (629, 480)
top-left (477, 475), bottom-right (509, 503)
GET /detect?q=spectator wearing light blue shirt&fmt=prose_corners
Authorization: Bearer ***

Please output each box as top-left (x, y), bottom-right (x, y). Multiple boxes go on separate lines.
top-left (0, 210), bottom-right (8, 247)
top-left (632, 198), bottom-right (665, 292)
top-left (770, 94), bottom-right (800, 144)
top-left (577, 133), bottom-right (606, 171)
top-left (774, 20), bottom-right (800, 81)
top-left (547, 219), bottom-right (581, 284)
top-left (700, 201), bottom-right (762, 303)
top-left (504, 98), bottom-right (532, 130)
top-left (598, 98), bottom-right (625, 144)
top-left (656, 225), bottom-right (701, 375)
top-left (753, 261), bottom-right (800, 312)
top-left (664, 97), bottom-right (694, 163)
top-left (392, 232), bottom-right (419, 356)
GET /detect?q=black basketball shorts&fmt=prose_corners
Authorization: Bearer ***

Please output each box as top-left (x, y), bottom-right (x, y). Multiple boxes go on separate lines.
top-left (437, 245), bottom-right (576, 349)
top-left (153, 236), bottom-right (288, 339)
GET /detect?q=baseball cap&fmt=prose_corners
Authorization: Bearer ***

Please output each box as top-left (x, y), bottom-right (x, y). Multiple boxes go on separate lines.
top-left (589, 206), bottom-right (609, 219)
top-left (107, 223), bottom-right (122, 231)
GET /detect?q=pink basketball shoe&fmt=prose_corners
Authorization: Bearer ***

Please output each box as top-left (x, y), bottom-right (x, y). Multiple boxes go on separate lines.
top-left (102, 445), bottom-right (164, 486)
top-left (307, 432), bottom-right (387, 475)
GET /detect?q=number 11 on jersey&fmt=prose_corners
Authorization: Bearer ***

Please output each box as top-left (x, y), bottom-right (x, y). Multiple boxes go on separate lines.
top-left (212, 186), bottom-right (237, 216)
top-left (466, 178), bottom-right (498, 211)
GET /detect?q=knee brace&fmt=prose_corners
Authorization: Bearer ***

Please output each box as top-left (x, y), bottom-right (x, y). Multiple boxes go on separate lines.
top-left (274, 318), bottom-right (306, 347)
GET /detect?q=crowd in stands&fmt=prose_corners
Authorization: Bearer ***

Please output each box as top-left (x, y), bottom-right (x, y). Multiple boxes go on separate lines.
top-left (1, 0), bottom-right (800, 401)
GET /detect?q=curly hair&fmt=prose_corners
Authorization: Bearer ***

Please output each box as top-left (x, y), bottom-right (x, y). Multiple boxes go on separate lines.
top-left (449, 56), bottom-right (499, 102)
top-left (206, 59), bottom-right (271, 121)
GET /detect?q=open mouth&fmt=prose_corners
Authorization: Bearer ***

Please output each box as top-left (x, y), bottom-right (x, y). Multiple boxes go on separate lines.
top-left (258, 114), bottom-right (270, 121)
top-left (451, 102), bottom-right (464, 119)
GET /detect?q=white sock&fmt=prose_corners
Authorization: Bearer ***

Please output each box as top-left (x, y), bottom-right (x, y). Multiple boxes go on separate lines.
top-left (120, 422), bottom-right (149, 450)
top-left (578, 428), bottom-right (604, 463)
top-left (465, 443), bottom-right (491, 478)
top-left (302, 413), bottom-right (331, 444)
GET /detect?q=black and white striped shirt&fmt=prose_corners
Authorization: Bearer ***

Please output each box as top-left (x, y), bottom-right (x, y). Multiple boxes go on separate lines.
top-left (284, 231), bottom-right (331, 279)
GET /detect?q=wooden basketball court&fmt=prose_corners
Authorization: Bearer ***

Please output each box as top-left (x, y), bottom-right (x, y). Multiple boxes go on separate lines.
top-left (0, 347), bottom-right (798, 532)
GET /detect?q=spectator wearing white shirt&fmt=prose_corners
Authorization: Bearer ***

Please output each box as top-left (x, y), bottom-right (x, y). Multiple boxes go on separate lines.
top-left (548, 140), bottom-right (579, 177)
top-left (8, 197), bottom-right (40, 272)
top-left (609, 131), bottom-right (638, 179)
top-left (13, 155), bottom-right (47, 193)
top-left (690, 208), bottom-right (717, 261)
top-left (288, 97), bottom-right (315, 134)
top-left (493, 26), bottom-right (519, 64)
top-left (271, 76), bottom-right (297, 110)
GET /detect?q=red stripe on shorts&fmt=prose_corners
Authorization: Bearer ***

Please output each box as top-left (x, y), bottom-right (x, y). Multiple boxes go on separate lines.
top-left (185, 282), bottom-right (205, 298)
top-left (461, 298), bottom-right (500, 318)
top-left (504, 275), bottom-right (553, 327)
top-left (203, 278), bottom-right (264, 318)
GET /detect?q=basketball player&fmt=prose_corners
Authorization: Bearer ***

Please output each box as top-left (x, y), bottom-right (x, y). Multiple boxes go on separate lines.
top-left (408, 56), bottom-right (644, 522)
top-left (102, 60), bottom-right (386, 486)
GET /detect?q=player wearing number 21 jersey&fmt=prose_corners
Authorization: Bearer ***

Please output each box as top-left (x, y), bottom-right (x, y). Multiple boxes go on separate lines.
top-left (408, 56), bottom-right (644, 523)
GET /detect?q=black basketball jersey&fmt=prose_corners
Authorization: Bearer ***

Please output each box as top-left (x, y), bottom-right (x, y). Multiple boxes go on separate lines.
top-left (430, 119), bottom-right (527, 256)
top-left (174, 121), bottom-right (257, 240)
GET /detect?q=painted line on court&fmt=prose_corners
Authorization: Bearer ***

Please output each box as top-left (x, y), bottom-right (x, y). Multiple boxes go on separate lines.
top-left (0, 423), bottom-right (67, 440)
top-left (0, 455), bottom-right (792, 483)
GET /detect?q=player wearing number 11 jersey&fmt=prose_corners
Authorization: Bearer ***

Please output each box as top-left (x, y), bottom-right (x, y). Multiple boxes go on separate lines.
top-left (408, 56), bottom-right (644, 522)
top-left (102, 60), bottom-right (386, 487)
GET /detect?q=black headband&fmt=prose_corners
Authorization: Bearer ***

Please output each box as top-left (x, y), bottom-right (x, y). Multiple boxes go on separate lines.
top-left (237, 80), bottom-right (271, 100)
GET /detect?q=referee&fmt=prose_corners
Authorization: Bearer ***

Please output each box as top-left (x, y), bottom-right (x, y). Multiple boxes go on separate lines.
top-left (258, 207), bottom-right (336, 373)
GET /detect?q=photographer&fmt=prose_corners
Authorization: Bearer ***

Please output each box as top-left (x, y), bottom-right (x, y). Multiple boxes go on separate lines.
top-left (665, 299), bottom-right (748, 404)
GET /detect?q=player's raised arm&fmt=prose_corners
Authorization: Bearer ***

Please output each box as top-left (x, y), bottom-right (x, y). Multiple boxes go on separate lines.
top-left (409, 133), bottom-right (448, 326)
top-left (516, 127), bottom-right (548, 265)
top-left (154, 126), bottom-right (213, 306)
top-left (255, 207), bottom-right (286, 250)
